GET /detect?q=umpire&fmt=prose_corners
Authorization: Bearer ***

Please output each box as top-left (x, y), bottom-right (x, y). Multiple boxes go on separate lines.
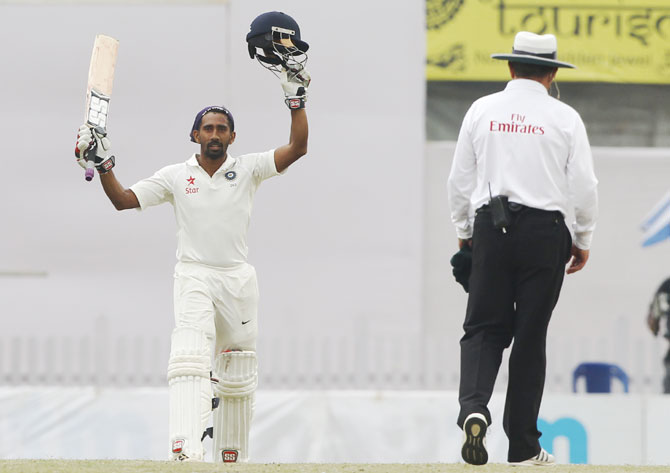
top-left (447, 31), bottom-right (598, 466)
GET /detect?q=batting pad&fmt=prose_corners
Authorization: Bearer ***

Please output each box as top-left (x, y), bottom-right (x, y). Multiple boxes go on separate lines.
top-left (212, 350), bottom-right (258, 463)
top-left (167, 326), bottom-right (212, 461)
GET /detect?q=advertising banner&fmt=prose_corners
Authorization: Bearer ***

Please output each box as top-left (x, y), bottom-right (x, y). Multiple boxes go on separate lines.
top-left (3, 388), bottom-right (670, 464)
top-left (427, 0), bottom-right (670, 83)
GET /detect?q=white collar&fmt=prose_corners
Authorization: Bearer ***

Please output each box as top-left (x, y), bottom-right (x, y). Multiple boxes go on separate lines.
top-left (186, 153), bottom-right (236, 173)
top-left (505, 78), bottom-right (549, 95)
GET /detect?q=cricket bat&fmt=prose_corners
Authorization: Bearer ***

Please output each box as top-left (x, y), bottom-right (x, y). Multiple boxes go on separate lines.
top-left (83, 34), bottom-right (119, 181)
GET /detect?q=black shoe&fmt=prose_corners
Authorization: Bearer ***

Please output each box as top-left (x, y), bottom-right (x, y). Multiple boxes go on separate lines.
top-left (461, 413), bottom-right (488, 465)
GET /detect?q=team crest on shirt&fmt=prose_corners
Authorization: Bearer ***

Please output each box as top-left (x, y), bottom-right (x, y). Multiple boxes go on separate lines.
top-left (224, 171), bottom-right (237, 181)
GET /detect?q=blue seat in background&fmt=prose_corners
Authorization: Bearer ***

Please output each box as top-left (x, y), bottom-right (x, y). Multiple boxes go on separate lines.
top-left (572, 362), bottom-right (629, 393)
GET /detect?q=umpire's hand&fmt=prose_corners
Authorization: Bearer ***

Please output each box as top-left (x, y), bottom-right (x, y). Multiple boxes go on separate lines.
top-left (566, 245), bottom-right (589, 274)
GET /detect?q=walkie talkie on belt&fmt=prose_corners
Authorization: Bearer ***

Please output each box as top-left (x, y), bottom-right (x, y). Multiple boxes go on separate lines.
top-left (488, 183), bottom-right (511, 233)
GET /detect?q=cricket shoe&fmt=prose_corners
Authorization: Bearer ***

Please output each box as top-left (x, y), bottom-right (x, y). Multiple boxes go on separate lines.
top-left (171, 438), bottom-right (203, 462)
top-left (509, 448), bottom-right (556, 466)
top-left (461, 413), bottom-right (488, 465)
top-left (173, 452), bottom-right (205, 462)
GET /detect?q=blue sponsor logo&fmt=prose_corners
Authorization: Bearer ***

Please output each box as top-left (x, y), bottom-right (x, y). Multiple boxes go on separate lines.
top-left (538, 417), bottom-right (588, 464)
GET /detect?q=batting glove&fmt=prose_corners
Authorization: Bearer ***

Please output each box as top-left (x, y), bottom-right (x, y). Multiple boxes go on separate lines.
top-left (281, 65), bottom-right (310, 110)
top-left (75, 124), bottom-right (115, 174)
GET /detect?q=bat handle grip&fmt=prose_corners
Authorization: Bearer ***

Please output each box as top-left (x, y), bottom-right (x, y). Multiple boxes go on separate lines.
top-left (85, 158), bottom-right (95, 181)
top-left (83, 135), bottom-right (97, 181)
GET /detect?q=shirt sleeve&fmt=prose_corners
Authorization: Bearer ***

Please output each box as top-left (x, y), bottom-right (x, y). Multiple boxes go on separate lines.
top-left (129, 166), bottom-right (175, 210)
top-left (567, 115), bottom-right (599, 249)
top-left (447, 106), bottom-right (478, 240)
top-left (250, 149), bottom-right (281, 183)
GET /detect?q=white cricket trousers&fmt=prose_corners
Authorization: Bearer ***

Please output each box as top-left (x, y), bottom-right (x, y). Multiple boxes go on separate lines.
top-left (173, 261), bottom-right (259, 356)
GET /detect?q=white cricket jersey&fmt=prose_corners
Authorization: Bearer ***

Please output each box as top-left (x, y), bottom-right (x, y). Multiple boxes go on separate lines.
top-left (130, 150), bottom-right (279, 267)
top-left (447, 79), bottom-right (598, 249)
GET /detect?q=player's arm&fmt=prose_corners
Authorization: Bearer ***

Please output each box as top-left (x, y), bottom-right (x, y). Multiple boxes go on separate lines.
top-left (75, 125), bottom-right (139, 210)
top-left (99, 171), bottom-right (139, 210)
top-left (274, 108), bottom-right (308, 173)
top-left (273, 66), bottom-right (310, 173)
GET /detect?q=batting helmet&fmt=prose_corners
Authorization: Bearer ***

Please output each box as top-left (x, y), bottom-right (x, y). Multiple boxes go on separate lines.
top-left (246, 11), bottom-right (309, 65)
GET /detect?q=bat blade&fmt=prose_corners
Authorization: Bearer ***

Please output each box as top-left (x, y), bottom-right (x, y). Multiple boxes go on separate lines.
top-left (85, 34), bottom-right (119, 129)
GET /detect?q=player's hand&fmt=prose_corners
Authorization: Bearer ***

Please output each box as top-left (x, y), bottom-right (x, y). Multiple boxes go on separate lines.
top-left (75, 124), bottom-right (92, 163)
top-left (648, 310), bottom-right (660, 336)
top-left (75, 124), bottom-right (115, 174)
top-left (281, 65), bottom-right (310, 110)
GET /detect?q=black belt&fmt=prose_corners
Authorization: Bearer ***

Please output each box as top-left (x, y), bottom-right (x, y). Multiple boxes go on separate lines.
top-left (476, 202), bottom-right (562, 218)
top-left (476, 202), bottom-right (525, 214)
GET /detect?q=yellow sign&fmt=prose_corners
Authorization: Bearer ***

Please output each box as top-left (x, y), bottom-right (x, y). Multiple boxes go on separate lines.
top-left (427, 0), bottom-right (670, 83)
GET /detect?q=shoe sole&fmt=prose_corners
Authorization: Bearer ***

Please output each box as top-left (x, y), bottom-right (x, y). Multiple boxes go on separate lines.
top-left (462, 415), bottom-right (488, 465)
top-left (509, 460), bottom-right (556, 467)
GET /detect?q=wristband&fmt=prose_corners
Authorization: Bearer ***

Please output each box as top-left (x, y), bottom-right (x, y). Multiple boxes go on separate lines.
top-left (96, 155), bottom-right (116, 174)
top-left (285, 96), bottom-right (306, 110)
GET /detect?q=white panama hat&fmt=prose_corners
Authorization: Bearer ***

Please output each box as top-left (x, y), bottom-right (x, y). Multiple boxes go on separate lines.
top-left (491, 31), bottom-right (575, 68)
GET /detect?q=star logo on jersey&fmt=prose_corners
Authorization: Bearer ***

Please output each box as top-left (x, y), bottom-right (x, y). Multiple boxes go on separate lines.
top-left (185, 176), bottom-right (199, 195)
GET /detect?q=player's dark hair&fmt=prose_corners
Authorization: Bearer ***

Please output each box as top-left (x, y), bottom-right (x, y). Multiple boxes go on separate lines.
top-left (509, 61), bottom-right (557, 80)
top-left (190, 105), bottom-right (235, 142)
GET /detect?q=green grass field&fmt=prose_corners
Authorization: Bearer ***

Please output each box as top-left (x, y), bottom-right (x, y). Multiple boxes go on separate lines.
top-left (0, 461), bottom-right (667, 473)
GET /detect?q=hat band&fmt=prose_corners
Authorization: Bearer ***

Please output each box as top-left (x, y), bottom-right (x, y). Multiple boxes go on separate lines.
top-left (202, 106), bottom-right (233, 118)
top-left (512, 49), bottom-right (557, 60)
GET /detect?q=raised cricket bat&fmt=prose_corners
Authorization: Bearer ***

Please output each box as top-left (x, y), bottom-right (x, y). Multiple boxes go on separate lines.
top-left (83, 34), bottom-right (119, 181)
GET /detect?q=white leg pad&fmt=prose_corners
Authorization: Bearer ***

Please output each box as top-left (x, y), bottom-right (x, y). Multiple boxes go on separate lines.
top-left (167, 326), bottom-right (212, 461)
top-left (212, 350), bottom-right (258, 463)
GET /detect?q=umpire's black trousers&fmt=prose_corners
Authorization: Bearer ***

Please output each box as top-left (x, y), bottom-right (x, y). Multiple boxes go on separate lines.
top-left (457, 204), bottom-right (572, 462)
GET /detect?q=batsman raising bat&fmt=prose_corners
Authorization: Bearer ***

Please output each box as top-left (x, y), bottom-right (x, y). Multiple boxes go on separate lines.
top-left (74, 11), bottom-right (310, 463)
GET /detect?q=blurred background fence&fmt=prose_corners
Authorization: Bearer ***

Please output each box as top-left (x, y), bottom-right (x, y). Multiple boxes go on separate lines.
top-left (1, 314), bottom-right (665, 393)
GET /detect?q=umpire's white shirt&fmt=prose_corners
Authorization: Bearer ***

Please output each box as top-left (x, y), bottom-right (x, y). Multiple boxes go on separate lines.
top-left (447, 79), bottom-right (598, 249)
top-left (130, 150), bottom-right (279, 267)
